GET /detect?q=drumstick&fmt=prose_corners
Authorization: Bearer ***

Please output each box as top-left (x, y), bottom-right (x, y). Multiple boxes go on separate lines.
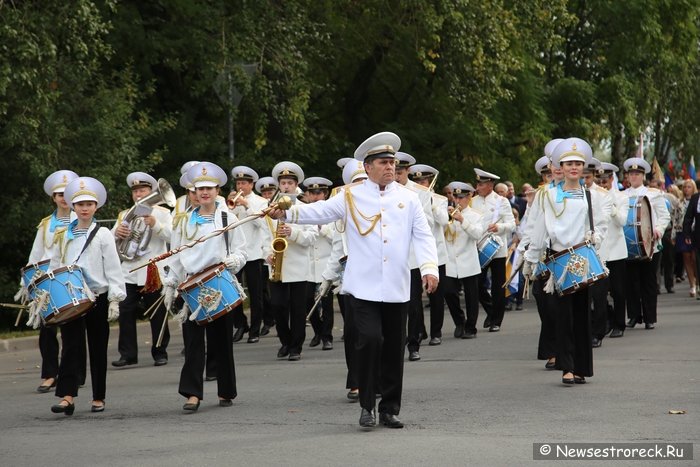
top-left (129, 198), bottom-right (293, 273)
top-left (155, 306), bottom-right (169, 348)
top-left (0, 302), bottom-right (29, 309)
top-left (144, 295), bottom-right (165, 320)
top-left (14, 308), bottom-right (24, 327)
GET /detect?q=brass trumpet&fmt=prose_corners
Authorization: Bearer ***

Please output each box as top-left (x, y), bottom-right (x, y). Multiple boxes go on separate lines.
top-left (226, 190), bottom-right (245, 209)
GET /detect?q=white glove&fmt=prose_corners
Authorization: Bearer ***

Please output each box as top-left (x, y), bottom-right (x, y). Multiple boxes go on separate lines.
top-left (584, 230), bottom-right (595, 245)
top-left (223, 254), bottom-right (242, 273)
top-left (522, 261), bottom-right (535, 279)
top-left (162, 285), bottom-right (177, 312)
top-left (317, 279), bottom-right (332, 299)
top-left (14, 286), bottom-right (27, 303)
top-left (331, 280), bottom-right (342, 295)
top-left (108, 301), bottom-right (120, 321)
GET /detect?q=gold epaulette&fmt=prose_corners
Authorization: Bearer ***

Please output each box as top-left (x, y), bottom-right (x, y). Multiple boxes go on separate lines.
top-left (593, 185), bottom-right (609, 193)
top-left (172, 212), bottom-right (187, 229)
top-left (36, 215), bottom-right (51, 230)
top-left (412, 183), bottom-right (429, 192)
top-left (432, 193), bottom-right (447, 201)
top-left (647, 187), bottom-right (661, 193)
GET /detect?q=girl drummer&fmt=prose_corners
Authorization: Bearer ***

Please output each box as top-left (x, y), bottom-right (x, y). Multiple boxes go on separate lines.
top-left (48, 177), bottom-right (126, 415)
top-left (163, 161), bottom-right (247, 412)
top-left (523, 138), bottom-right (610, 385)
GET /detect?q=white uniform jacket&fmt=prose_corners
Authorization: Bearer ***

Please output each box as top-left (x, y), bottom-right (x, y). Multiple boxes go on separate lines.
top-left (113, 205), bottom-right (173, 286)
top-left (230, 192), bottom-right (270, 262)
top-left (48, 222), bottom-right (126, 302)
top-left (262, 219), bottom-right (317, 284)
top-left (600, 187), bottom-right (629, 262)
top-left (308, 222), bottom-right (333, 283)
top-left (525, 185), bottom-right (611, 264)
top-left (470, 191), bottom-right (516, 259)
top-left (431, 193), bottom-right (449, 266)
top-left (623, 186), bottom-right (671, 253)
top-left (404, 180), bottom-right (436, 269)
top-left (444, 207), bottom-right (485, 279)
top-left (168, 204), bottom-right (247, 283)
top-left (286, 179), bottom-right (439, 303)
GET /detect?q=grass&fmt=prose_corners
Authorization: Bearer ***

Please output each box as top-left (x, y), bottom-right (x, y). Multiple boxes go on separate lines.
top-left (0, 329), bottom-right (40, 339)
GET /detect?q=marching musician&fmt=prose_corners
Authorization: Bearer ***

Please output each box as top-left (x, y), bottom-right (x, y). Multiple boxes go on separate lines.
top-left (394, 152), bottom-right (434, 362)
top-left (471, 168), bottom-right (516, 332)
top-left (623, 157), bottom-right (670, 330)
top-left (228, 166), bottom-right (270, 344)
top-left (20, 170), bottom-right (80, 393)
top-left (47, 177), bottom-right (126, 415)
top-left (264, 162), bottom-right (318, 361)
top-left (271, 131), bottom-right (439, 429)
top-left (408, 164), bottom-right (449, 345)
top-left (596, 162), bottom-right (629, 339)
top-left (443, 182), bottom-right (484, 339)
top-left (112, 172), bottom-right (173, 368)
top-left (255, 176), bottom-right (279, 335)
top-left (523, 138), bottom-right (610, 386)
top-left (164, 162), bottom-right (247, 412)
top-left (303, 176), bottom-right (335, 351)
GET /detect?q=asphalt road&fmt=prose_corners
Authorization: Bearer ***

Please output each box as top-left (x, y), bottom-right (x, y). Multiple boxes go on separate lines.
top-left (1, 286), bottom-right (698, 466)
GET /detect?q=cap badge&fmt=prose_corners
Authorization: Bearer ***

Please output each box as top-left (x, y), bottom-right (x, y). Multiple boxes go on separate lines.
top-left (62, 175), bottom-right (68, 183)
top-left (202, 167), bottom-right (208, 176)
top-left (281, 169), bottom-right (291, 176)
top-left (79, 180), bottom-right (86, 190)
top-left (572, 143), bottom-right (578, 151)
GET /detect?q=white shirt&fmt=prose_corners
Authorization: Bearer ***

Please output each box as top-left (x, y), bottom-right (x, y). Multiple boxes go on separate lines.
top-left (113, 206), bottom-right (173, 286)
top-left (444, 207), bottom-right (485, 278)
top-left (470, 191), bottom-right (516, 259)
top-left (286, 179), bottom-right (438, 303)
top-left (623, 185), bottom-right (671, 253)
top-left (168, 204), bottom-right (247, 283)
top-left (48, 223), bottom-right (127, 302)
top-left (230, 192), bottom-right (270, 261)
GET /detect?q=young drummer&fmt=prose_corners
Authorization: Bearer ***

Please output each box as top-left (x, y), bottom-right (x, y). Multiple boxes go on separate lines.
top-left (21, 170), bottom-right (79, 393)
top-left (163, 162), bottom-right (247, 411)
top-left (524, 138), bottom-right (610, 385)
top-left (48, 177), bottom-right (126, 415)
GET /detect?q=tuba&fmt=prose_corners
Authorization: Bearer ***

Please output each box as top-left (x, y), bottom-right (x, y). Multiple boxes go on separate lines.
top-left (117, 178), bottom-right (177, 261)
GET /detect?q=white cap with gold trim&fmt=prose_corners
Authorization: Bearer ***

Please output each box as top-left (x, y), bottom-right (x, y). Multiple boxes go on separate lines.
top-left (64, 177), bottom-right (107, 208)
top-left (43, 170), bottom-right (79, 196)
top-left (231, 165), bottom-right (259, 183)
top-left (544, 138), bottom-right (565, 158)
top-left (180, 161), bottom-right (199, 175)
top-left (353, 132), bottom-right (401, 161)
top-left (187, 162), bottom-right (227, 188)
top-left (337, 157), bottom-right (353, 169)
top-left (474, 168), bottom-right (500, 182)
top-left (272, 161), bottom-right (305, 183)
top-left (448, 181), bottom-right (475, 195)
top-left (303, 177), bottom-right (333, 191)
top-left (551, 137), bottom-right (593, 169)
top-left (623, 157), bottom-right (651, 174)
top-left (342, 160), bottom-right (367, 185)
top-left (255, 176), bottom-right (278, 194)
top-left (408, 164), bottom-right (437, 180)
top-left (126, 172), bottom-right (157, 190)
top-left (535, 156), bottom-right (551, 175)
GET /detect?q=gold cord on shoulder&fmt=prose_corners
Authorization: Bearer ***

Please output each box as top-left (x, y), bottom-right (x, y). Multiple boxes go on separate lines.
top-left (344, 188), bottom-right (381, 236)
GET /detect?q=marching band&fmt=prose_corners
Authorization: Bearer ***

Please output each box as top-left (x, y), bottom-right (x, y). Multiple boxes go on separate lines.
top-left (13, 131), bottom-right (678, 427)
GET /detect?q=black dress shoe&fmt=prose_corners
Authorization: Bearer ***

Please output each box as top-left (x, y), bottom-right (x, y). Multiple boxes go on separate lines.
top-left (288, 353), bottom-right (301, 361)
top-left (219, 399), bottom-right (233, 407)
top-left (154, 358), bottom-right (168, 366)
top-left (379, 412), bottom-right (404, 429)
top-left (408, 351), bottom-right (420, 361)
top-left (277, 345), bottom-right (289, 359)
top-left (247, 336), bottom-right (260, 343)
top-left (205, 375), bottom-right (217, 381)
top-left (232, 326), bottom-right (249, 343)
top-left (322, 340), bottom-right (333, 350)
top-left (260, 324), bottom-right (271, 336)
top-left (574, 376), bottom-right (586, 384)
top-left (591, 337), bottom-right (602, 348)
top-left (562, 374), bottom-right (575, 385)
top-left (453, 325), bottom-right (465, 338)
top-left (309, 335), bottom-right (321, 347)
top-left (51, 400), bottom-right (75, 416)
top-left (545, 360), bottom-right (556, 370)
top-left (111, 358), bottom-right (137, 368)
top-left (91, 401), bottom-right (105, 412)
top-left (37, 380), bottom-right (56, 393)
top-left (609, 328), bottom-right (624, 338)
top-left (489, 325), bottom-right (500, 332)
top-left (462, 331), bottom-right (476, 339)
top-left (359, 408), bottom-right (376, 427)
top-left (483, 318), bottom-right (492, 329)
top-left (428, 337), bottom-right (441, 346)
top-left (347, 389), bottom-right (359, 401)
top-left (626, 317), bottom-right (641, 328)
top-left (183, 400), bottom-right (200, 412)
top-left (645, 322), bottom-right (655, 329)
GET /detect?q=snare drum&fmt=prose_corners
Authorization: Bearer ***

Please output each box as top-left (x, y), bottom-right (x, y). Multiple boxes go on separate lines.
top-left (544, 242), bottom-right (608, 296)
top-left (29, 265), bottom-right (95, 325)
top-left (20, 260), bottom-right (50, 299)
top-left (478, 234), bottom-right (503, 268)
top-left (624, 196), bottom-right (654, 260)
top-left (178, 263), bottom-right (243, 325)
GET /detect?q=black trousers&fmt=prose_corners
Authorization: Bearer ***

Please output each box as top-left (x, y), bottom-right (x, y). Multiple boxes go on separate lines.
top-left (348, 295), bottom-right (408, 415)
top-left (479, 257), bottom-right (506, 326)
top-left (338, 294), bottom-right (358, 389)
top-left (589, 277), bottom-right (610, 340)
top-left (181, 317), bottom-right (217, 379)
top-left (428, 264), bottom-right (446, 338)
top-left (555, 288), bottom-right (593, 376)
top-left (261, 275), bottom-right (275, 327)
top-left (232, 259), bottom-right (264, 337)
top-left (443, 274), bottom-right (480, 334)
top-left (270, 281), bottom-right (308, 354)
top-left (532, 277), bottom-right (557, 360)
top-left (626, 252), bottom-right (660, 324)
top-left (39, 326), bottom-right (59, 379)
top-left (55, 293), bottom-right (109, 400)
top-left (117, 283), bottom-right (169, 362)
top-left (179, 313), bottom-right (236, 400)
top-left (406, 268), bottom-right (424, 352)
top-left (309, 282), bottom-right (334, 342)
top-left (606, 259), bottom-right (627, 331)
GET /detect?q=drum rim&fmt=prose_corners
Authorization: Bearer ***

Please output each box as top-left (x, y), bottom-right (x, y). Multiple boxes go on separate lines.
top-left (44, 299), bottom-right (95, 326)
top-left (178, 262), bottom-right (228, 292)
top-left (20, 259), bottom-right (50, 275)
top-left (28, 265), bottom-right (84, 291)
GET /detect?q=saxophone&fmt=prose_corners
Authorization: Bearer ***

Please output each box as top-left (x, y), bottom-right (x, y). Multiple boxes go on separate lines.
top-left (269, 220), bottom-right (288, 282)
